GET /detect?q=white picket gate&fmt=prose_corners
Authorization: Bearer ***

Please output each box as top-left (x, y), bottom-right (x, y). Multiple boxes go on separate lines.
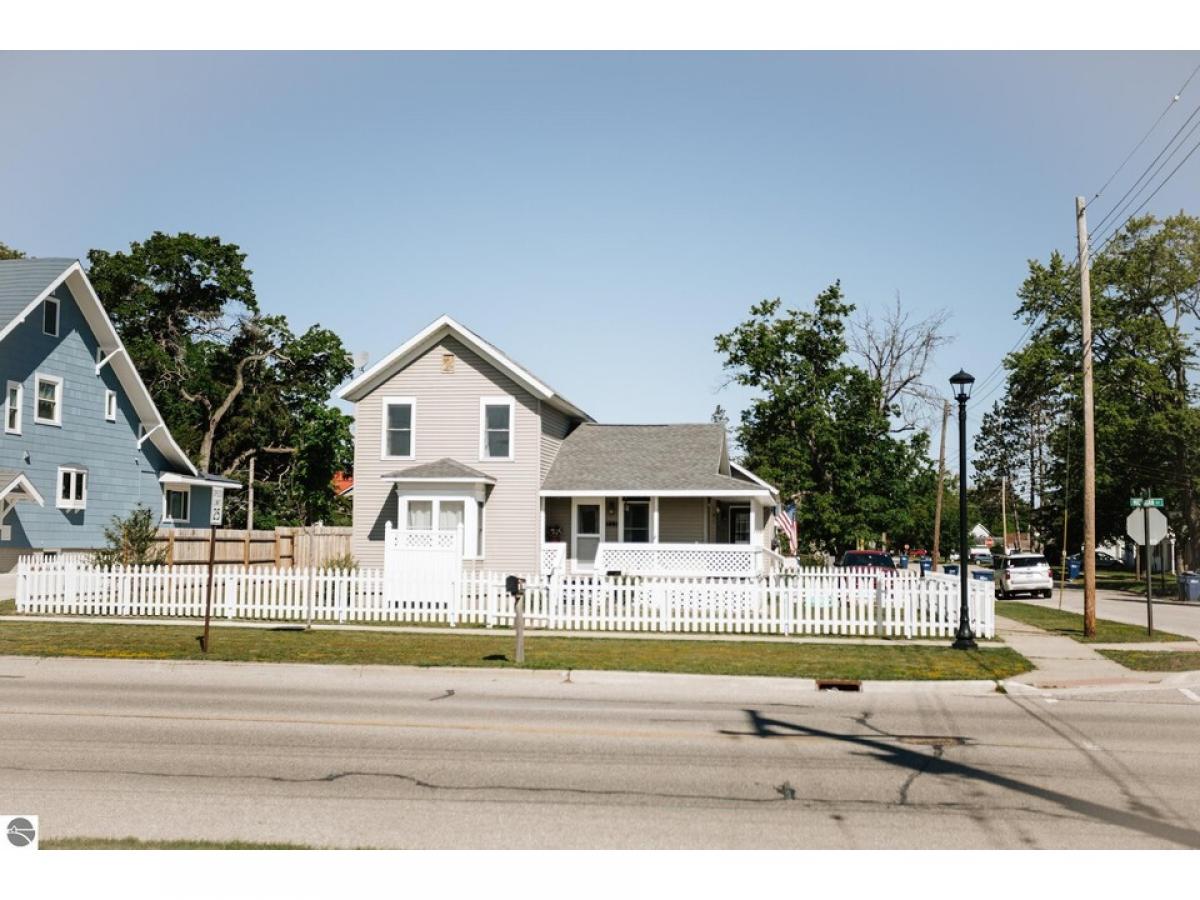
top-left (13, 557), bottom-right (994, 638)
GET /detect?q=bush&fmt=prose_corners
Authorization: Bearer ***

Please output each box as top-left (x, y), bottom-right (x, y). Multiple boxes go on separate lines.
top-left (321, 553), bottom-right (358, 571)
top-left (93, 506), bottom-right (166, 567)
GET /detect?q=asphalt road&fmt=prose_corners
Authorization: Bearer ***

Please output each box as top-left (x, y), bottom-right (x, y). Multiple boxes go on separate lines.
top-left (2, 656), bottom-right (1199, 849)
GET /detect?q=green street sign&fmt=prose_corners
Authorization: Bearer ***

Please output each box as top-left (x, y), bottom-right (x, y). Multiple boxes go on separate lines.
top-left (1130, 497), bottom-right (1165, 508)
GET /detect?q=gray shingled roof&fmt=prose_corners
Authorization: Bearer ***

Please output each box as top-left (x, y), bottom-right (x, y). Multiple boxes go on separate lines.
top-left (0, 257), bottom-right (76, 334)
top-left (542, 424), bottom-right (770, 493)
top-left (382, 457), bottom-right (496, 482)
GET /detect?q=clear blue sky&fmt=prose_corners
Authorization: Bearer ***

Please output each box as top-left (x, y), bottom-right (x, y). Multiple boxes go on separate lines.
top-left (3, 51), bottom-right (1198, 448)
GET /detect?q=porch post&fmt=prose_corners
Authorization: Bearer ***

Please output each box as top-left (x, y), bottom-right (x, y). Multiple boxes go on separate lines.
top-left (651, 496), bottom-right (660, 543)
top-left (750, 497), bottom-right (762, 573)
top-left (539, 497), bottom-right (545, 556)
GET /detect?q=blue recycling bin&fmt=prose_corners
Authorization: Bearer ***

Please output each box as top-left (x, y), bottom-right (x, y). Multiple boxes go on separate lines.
top-left (943, 564), bottom-right (959, 576)
top-left (1067, 558), bottom-right (1081, 580)
top-left (972, 569), bottom-right (994, 581)
top-left (919, 557), bottom-right (932, 574)
top-left (898, 554), bottom-right (909, 569)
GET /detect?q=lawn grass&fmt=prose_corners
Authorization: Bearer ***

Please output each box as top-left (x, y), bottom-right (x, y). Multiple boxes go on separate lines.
top-left (1096, 649), bottom-right (1200, 672)
top-left (42, 837), bottom-right (312, 850)
top-left (0, 599), bottom-right (14, 614)
top-left (1092, 570), bottom-right (1178, 598)
top-left (998, 601), bottom-right (1187, 643)
top-left (0, 619), bottom-right (1031, 681)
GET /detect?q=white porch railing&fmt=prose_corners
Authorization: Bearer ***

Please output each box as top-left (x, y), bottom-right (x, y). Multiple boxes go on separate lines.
top-left (594, 542), bottom-right (763, 577)
top-left (13, 559), bottom-right (995, 639)
top-left (541, 542), bottom-right (567, 576)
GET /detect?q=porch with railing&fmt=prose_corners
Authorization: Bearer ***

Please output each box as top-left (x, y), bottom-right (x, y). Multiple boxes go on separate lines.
top-left (541, 541), bottom-right (786, 577)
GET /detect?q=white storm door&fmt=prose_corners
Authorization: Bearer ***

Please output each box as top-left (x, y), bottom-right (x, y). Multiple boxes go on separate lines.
top-left (573, 502), bottom-right (602, 572)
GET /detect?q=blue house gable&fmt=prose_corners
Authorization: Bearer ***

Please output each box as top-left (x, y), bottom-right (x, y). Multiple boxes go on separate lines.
top-left (0, 258), bottom-right (239, 570)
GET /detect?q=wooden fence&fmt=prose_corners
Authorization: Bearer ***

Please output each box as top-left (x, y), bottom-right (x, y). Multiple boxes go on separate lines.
top-left (14, 560), bottom-right (995, 638)
top-left (154, 526), bottom-right (352, 568)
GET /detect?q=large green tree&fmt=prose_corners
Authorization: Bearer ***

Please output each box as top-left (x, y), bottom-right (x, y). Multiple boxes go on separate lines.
top-left (715, 285), bottom-right (934, 555)
top-left (1003, 213), bottom-right (1200, 565)
top-left (87, 232), bottom-right (354, 528)
top-left (0, 241), bottom-right (25, 260)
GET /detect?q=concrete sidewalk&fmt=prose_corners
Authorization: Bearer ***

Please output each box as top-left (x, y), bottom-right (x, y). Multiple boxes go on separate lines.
top-left (996, 614), bottom-right (1191, 690)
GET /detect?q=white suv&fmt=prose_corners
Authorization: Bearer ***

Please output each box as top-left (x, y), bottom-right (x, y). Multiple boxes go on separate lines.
top-left (993, 552), bottom-right (1053, 599)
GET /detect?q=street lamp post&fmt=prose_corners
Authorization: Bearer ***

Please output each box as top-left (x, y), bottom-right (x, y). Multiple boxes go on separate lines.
top-left (950, 369), bottom-right (977, 650)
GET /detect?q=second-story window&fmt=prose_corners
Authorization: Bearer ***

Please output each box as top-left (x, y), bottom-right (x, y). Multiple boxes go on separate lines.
top-left (57, 467), bottom-right (87, 511)
top-left (43, 298), bottom-right (60, 336)
top-left (382, 397), bottom-right (415, 458)
top-left (34, 374), bottom-right (62, 426)
top-left (4, 381), bottom-right (21, 434)
top-left (480, 397), bottom-right (514, 460)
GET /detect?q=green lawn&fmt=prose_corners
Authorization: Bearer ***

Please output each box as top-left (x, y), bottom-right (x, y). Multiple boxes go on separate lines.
top-left (998, 601), bottom-right (1188, 643)
top-left (0, 599), bottom-right (14, 614)
top-left (1092, 570), bottom-right (1179, 598)
top-left (0, 619), bottom-right (1031, 681)
top-left (42, 837), bottom-right (312, 850)
top-left (1096, 650), bottom-right (1200, 672)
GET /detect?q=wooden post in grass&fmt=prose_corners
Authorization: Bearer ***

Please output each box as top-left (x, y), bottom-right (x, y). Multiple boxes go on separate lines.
top-left (507, 575), bottom-right (525, 664)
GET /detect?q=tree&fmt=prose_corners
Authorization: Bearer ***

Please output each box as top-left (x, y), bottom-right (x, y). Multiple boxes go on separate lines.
top-left (93, 506), bottom-right (167, 567)
top-left (0, 241), bottom-right (25, 260)
top-left (87, 232), bottom-right (355, 528)
top-left (848, 295), bottom-right (951, 432)
top-left (1003, 213), bottom-right (1200, 565)
top-left (715, 284), bottom-right (934, 555)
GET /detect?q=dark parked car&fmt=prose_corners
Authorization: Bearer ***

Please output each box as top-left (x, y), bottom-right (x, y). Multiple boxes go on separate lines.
top-left (1067, 550), bottom-right (1126, 571)
top-left (838, 551), bottom-right (897, 572)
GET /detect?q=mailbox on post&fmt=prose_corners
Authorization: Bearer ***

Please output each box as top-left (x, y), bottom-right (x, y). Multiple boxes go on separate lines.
top-left (507, 575), bottom-right (527, 664)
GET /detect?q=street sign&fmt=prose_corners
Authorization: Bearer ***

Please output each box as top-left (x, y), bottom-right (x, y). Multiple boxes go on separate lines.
top-left (1130, 497), bottom-right (1165, 508)
top-left (209, 487), bottom-right (224, 526)
top-left (1126, 507), bottom-right (1167, 546)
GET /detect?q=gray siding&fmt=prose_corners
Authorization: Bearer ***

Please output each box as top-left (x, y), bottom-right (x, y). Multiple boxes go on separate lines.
top-left (539, 402), bottom-right (570, 485)
top-left (351, 335), bottom-right (543, 572)
top-left (658, 497), bottom-right (706, 542)
top-left (0, 283), bottom-right (204, 568)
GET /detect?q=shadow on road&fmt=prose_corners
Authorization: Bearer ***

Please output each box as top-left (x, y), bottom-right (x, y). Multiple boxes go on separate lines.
top-left (724, 709), bottom-right (1200, 849)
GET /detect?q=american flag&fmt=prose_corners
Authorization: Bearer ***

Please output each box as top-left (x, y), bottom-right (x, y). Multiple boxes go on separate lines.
top-left (777, 506), bottom-right (798, 555)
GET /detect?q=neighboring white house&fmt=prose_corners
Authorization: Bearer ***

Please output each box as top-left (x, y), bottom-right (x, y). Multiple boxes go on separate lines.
top-left (338, 315), bottom-right (779, 576)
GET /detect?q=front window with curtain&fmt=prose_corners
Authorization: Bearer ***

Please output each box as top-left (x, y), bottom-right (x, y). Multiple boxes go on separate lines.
top-left (481, 399), bottom-right (512, 459)
top-left (438, 500), bottom-right (464, 533)
top-left (407, 499), bottom-right (432, 530)
top-left (622, 499), bottom-right (650, 543)
top-left (383, 399), bottom-right (413, 458)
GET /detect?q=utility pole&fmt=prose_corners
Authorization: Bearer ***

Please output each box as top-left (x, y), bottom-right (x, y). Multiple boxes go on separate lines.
top-left (247, 454), bottom-right (256, 532)
top-left (1076, 196), bottom-right (1097, 637)
top-left (932, 399), bottom-right (950, 566)
top-left (1058, 425), bottom-right (1071, 610)
top-left (1001, 475), bottom-right (1009, 554)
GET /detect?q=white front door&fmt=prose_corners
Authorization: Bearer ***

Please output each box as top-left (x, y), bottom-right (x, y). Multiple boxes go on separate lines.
top-left (573, 501), bottom-right (602, 572)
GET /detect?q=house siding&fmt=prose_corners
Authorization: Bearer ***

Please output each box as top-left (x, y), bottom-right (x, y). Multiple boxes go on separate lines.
top-left (0, 282), bottom-right (204, 568)
top-left (658, 497), bottom-right (706, 542)
top-left (539, 403), bottom-right (570, 485)
top-left (350, 335), bottom-right (543, 572)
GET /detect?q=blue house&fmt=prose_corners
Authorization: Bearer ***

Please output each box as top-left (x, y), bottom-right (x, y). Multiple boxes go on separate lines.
top-left (0, 257), bottom-right (240, 573)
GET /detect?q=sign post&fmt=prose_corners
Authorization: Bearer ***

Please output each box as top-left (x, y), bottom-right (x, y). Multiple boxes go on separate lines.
top-left (199, 486), bottom-right (225, 654)
top-left (1127, 497), bottom-right (1167, 637)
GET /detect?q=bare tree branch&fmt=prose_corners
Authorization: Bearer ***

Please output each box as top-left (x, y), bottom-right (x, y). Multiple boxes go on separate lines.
top-left (849, 294), bottom-right (952, 432)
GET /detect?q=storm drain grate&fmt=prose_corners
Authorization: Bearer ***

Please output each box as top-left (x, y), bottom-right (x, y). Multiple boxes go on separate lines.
top-left (816, 679), bottom-right (862, 692)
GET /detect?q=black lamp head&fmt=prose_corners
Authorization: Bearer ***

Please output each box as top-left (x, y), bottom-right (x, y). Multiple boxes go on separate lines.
top-left (949, 369), bottom-right (975, 402)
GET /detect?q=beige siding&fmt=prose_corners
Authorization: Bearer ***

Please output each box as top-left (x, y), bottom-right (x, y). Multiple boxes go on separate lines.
top-left (351, 335), bottom-right (543, 573)
top-left (658, 497), bottom-right (706, 542)
top-left (539, 403), bottom-right (570, 484)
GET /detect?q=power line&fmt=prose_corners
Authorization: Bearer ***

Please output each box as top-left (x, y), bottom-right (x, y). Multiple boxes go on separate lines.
top-left (1086, 59), bottom-right (1200, 217)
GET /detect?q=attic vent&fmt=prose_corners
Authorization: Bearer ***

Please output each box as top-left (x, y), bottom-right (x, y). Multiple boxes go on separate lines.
top-left (442, 352), bottom-right (456, 373)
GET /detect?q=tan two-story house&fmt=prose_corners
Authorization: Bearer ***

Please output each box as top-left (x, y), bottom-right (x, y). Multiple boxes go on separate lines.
top-left (339, 316), bottom-right (780, 577)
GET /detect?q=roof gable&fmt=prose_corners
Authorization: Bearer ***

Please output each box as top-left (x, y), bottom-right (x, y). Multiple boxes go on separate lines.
top-left (339, 314), bottom-right (592, 421)
top-left (0, 258), bottom-right (197, 476)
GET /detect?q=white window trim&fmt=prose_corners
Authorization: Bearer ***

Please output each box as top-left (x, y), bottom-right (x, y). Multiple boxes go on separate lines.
top-left (571, 497), bottom-right (603, 573)
top-left (398, 493), bottom-right (481, 559)
top-left (4, 380), bottom-right (22, 435)
top-left (479, 395), bottom-right (515, 461)
top-left (620, 498), bottom-right (652, 544)
top-left (162, 486), bottom-right (191, 524)
top-left (56, 466), bottom-right (88, 511)
top-left (43, 297), bottom-right (60, 337)
top-left (380, 396), bottom-right (416, 460)
top-left (33, 373), bottom-right (63, 426)
top-left (105, 389), bottom-right (117, 422)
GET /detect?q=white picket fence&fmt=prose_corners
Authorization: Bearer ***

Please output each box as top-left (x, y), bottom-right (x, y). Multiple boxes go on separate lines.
top-left (13, 558), bottom-right (994, 638)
